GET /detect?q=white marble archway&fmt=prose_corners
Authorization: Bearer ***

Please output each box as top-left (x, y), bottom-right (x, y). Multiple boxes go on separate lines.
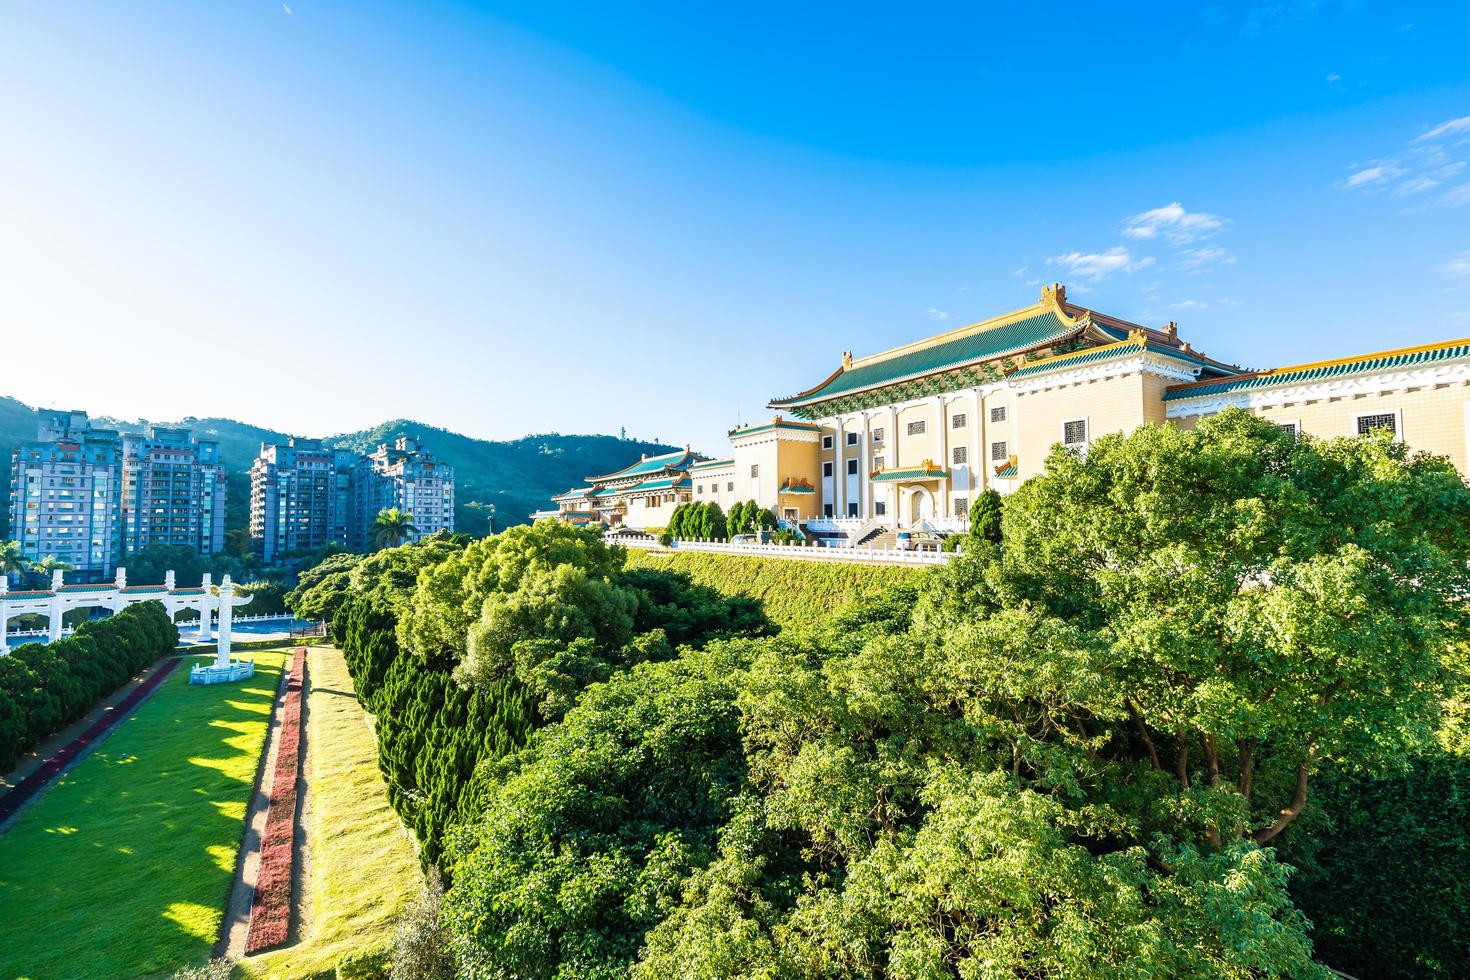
top-left (0, 567), bottom-right (252, 665)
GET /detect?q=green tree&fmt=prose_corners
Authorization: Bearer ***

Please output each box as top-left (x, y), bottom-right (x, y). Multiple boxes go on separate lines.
top-left (0, 540), bottom-right (27, 581)
top-left (968, 486), bottom-right (1002, 544)
top-left (373, 507), bottom-right (420, 550)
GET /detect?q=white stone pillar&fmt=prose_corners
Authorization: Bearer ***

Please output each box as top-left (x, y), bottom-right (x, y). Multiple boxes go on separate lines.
top-left (164, 570), bottom-right (175, 592)
top-left (115, 567), bottom-right (126, 590)
top-left (197, 573), bottom-right (213, 642)
top-left (0, 576), bottom-right (8, 656)
top-left (215, 576), bottom-right (234, 669)
top-left (833, 417), bottom-right (846, 518)
top-left (971, 387), bottom-right (984, 502)
top-left (933, 395), bottom-right (949, 518)
top-left (860, 411), bottom-right (872, 518)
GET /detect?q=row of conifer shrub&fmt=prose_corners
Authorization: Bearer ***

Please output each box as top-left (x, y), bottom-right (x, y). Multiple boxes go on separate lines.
top-left (0, 602), bottom-right (179, 771)
top-left (621, 548), bottom-right (920, 631)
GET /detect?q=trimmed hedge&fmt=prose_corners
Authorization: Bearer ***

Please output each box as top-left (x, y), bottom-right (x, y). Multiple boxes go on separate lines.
top-left (0, 601), bottom-right (179, 771)
top-left (621, 549), bottom-right (923, 631)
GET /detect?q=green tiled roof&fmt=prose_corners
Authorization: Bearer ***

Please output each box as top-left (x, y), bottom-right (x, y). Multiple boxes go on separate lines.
top-left (1009, 339), bottom-right (1238, 381)
top-left (553, 487), bottom-right (593, 500)
top-left (587, 449), bottom-right (701, 483)
top-left (871, 465), bottom-right (948, 482)
top-left (778, 483), bottom-right (816, 494)
top-left (770, 310), bottom-right (1078, 408)
top-left (591, 486), bottom-right (621, 498)
top-left (630, 476), bottom-right (692, 492)
top-left (1164, 340), bottom-right (1470, 401)
top-left (689, 457), bottom-right (735, 471)
top-left (729, 419), bottom-right (823, 437)
top-left (994, 463), bottom-right (1019, 478)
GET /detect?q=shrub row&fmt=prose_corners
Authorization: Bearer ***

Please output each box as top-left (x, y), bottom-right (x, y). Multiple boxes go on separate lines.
top-left (245, 646), bottom-right (307, 954)
top-left (0, 602), bottom-right (179, 771)
top-left (621, 549), bottom-right (923, 631)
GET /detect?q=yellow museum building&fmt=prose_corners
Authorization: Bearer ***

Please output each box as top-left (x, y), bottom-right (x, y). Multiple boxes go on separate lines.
top-left (543, 283), bottom-right (1470, 541)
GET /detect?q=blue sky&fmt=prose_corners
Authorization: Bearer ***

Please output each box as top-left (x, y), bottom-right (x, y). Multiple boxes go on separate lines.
top-left (3, 2), bottom-right (1470, 454)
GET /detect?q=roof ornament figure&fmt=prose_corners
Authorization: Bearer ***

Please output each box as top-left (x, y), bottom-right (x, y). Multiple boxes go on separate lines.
top-left (842, 350), bottom-right (854, 369)
top-left (1041, 282), bottom-right (1067, 306)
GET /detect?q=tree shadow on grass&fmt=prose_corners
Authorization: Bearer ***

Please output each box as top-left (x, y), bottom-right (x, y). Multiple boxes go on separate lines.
top-left (0, 655), bottom-right (288, 979)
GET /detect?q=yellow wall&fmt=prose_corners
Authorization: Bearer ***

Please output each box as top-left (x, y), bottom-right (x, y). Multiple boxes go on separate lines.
top-left (1171, 382), bottom-right (1470, 472)
top-left (1014, 373), bottom-right (1154, 479)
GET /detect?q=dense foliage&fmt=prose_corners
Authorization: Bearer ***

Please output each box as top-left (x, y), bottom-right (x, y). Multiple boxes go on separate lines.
top-left (332, 523), bottom-right (771, 866)
top-left (0, 602), bottom-right (178, 770)
top-left (436, 411), bottom-right (1470, 978)
top-left (622, 549), bottom-right (919, 631)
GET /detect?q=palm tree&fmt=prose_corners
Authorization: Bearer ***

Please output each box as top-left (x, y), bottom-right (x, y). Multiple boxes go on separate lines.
top-left (372, 508), bottom-right (419, 550)
top-left (28, 555), bottom-right (72, 589)
top-left (0, 540), bottom-right (27, 585)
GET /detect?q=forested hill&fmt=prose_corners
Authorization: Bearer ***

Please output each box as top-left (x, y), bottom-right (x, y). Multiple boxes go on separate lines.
top-left (0, 395), bottom-right (676, 539)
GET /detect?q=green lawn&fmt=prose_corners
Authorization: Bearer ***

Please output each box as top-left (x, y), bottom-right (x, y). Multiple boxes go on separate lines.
top-left (242, 647), bottom-right (421, 979)
top-left (0, 649), bottom-right (288, 980)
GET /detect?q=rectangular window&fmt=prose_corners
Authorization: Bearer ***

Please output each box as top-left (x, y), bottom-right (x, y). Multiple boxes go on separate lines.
top-left (954, 497), bottom-right (968, 514)
top-left (1356, 412), bottom-right (1397, 437)
top-left (846, 432), bottom-right (859, 446)
top-left (991, 441), bottom-right (1008, 461)
top-left (727, 481), bottom-right (734, 492)
top-left (847, 502), bottom-right (859, 518)
top-left (823, 461), bottom-right (833, 477)
top-left (873, 455), bottom-right (884, 470)
top-left (875, 501), bottom-right (886, 516)
top-left (822, 435), bottom-right (833, 450)
top-left (1063, 419), bottom-right (1089, 447)
top-left (750, 465), bottom-right (759, 477)
top-left (872, 427), bottom-right (884, 444)
top-left (991, 406), bottom-right (1007, 423)
top-left (846, 459), bottom-right (858, 475)
top-left (906, 420), bottom-right (926, 436)
top-left (1277, 421), bottom-right (1299, 439)
top-left (951, 413), bottom-right (967, 429)
top-left (696, 485), bottom-right (703, 495)
top-left (823, 503), bottom-right (834, 518)
top-left (952, 446), bottom-right (968, 464)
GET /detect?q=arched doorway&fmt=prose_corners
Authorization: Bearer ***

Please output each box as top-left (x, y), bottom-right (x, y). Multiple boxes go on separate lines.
top-left (904, 487), bottom-right (935, 529)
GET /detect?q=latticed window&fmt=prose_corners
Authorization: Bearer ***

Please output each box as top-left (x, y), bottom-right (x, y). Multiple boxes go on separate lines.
top-left (750, 465), bottom-right (759, 477)
top-left (1063, 419), bottom-right (1088, 446)
top-left (907, 420), bottom-right (926, 436)
top-left (951, 413), bottom-right (967, 429)
top-left (991, 406), bottom-right (1007, 423)
top-left (991, 441), bottom-right (1008, 461)
top-left (954, 497), bottom-right (968, 513)
top-left (1278, 422), bottom-right (1299, 439)
top-left (952, 446), bottom-right (968, 464)
top-left (873, 455), bottom-right (884, 470)
top-left (872, 427), bottom-right (884, 443)
top-left (1357, 413), bottom-right (1396, 436)
top-left (727, 482), bottom-right (734, 492)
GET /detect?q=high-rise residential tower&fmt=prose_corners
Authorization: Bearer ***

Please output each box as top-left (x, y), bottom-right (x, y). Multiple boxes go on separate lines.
top-left (352, 436), bottom-right (455, 548)
top-left (6, 410), bottom-right (124, 581)
top-left (248, 438), bottom-right (358, 563)
top-left (120, 426), bottom-right (227, 557)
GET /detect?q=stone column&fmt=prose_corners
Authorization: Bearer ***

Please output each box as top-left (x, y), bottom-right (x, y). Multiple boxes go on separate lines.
top-left (215, 576), bottom-right (234, 669)
top-left (197, 573), bottom-right (213, 642)
top-left (48, 569), bottom-right (63, 642)
top-left (860, 411), bottom-right (872, 518)
top-left (0, 576), bottom-right (8, 656)
top-left (833, 417), bottom-right (846, 518)
top-left (933, 395), bottom-right (948, 518)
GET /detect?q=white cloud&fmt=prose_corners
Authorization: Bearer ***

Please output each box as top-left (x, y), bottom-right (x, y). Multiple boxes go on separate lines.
top-left (1393, 176), bottom-right (1442, 196)
top-left (1011, 268), bottom-right (1027, 278)
top-left (1444, 184), bottom-right (1470, 208)
top-left (1170, 299), bottom-right (1208, 310)
top-left (1048, 246), bottom-right (1154, 282)
top-left (926, 308), bottom-right (950, 321)
top-left (1177, 247), bottom-right (1237, 270)
top-left (1325, 72), bottom-right (1341, 83)
top-left (1122, 203), bottom-right (1226, 243)
top-left (1442, 251), bottom-right (1470, 280)
top-left (1414, 115), bottom-right (1470, 144)
top-left (1342, 164), bottom-right (1405, 189)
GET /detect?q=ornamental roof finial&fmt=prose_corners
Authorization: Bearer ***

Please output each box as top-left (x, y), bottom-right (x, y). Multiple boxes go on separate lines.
top-left (842, 350), bottom-right (853, 369)
top-left (1162, 321), bottom-right (1179, 342)
top-left (1042, 282), bottom-right (1067, 307)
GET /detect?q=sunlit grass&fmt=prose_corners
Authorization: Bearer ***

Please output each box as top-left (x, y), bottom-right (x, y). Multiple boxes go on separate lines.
top-left (0, 648), bottom-right (289, 980)
top-left (242, 646), bottom-right (421, 979)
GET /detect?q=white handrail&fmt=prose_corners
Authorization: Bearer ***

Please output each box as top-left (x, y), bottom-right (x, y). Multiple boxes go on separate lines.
top-left (609, 535), bottom-right (950, 566)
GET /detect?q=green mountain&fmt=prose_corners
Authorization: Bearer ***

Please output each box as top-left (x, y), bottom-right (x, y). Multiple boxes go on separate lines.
top-left (0, 397), bottom-right (676, 541)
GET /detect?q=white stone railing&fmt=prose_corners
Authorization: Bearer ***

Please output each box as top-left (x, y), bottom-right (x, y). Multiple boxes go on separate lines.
top-left (611, 535), bottom-right (951, 566)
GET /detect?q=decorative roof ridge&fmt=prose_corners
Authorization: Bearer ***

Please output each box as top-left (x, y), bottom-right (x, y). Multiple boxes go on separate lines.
top-left (1006, 338), bottom-right (1141, 377)
top-left (689, 457), bottom-right (736, 469)
top-left (1165, 335), bottom-right (1470, 395)
top-left (585, 446), bottom-right (699, 483)
top-left (847, 282), bottom-right (1076, 371)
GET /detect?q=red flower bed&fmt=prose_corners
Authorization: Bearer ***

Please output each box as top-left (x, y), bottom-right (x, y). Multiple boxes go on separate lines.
top-left (0, 658), bottom-right (180, 825)
top-left (245, 647), bottom-right (307, 954)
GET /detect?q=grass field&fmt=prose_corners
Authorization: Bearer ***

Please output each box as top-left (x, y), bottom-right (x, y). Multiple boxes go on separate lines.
top-left (0, 648), bottom-right (289, 980)
top-left (241, 646), bottom-right (421, 979)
